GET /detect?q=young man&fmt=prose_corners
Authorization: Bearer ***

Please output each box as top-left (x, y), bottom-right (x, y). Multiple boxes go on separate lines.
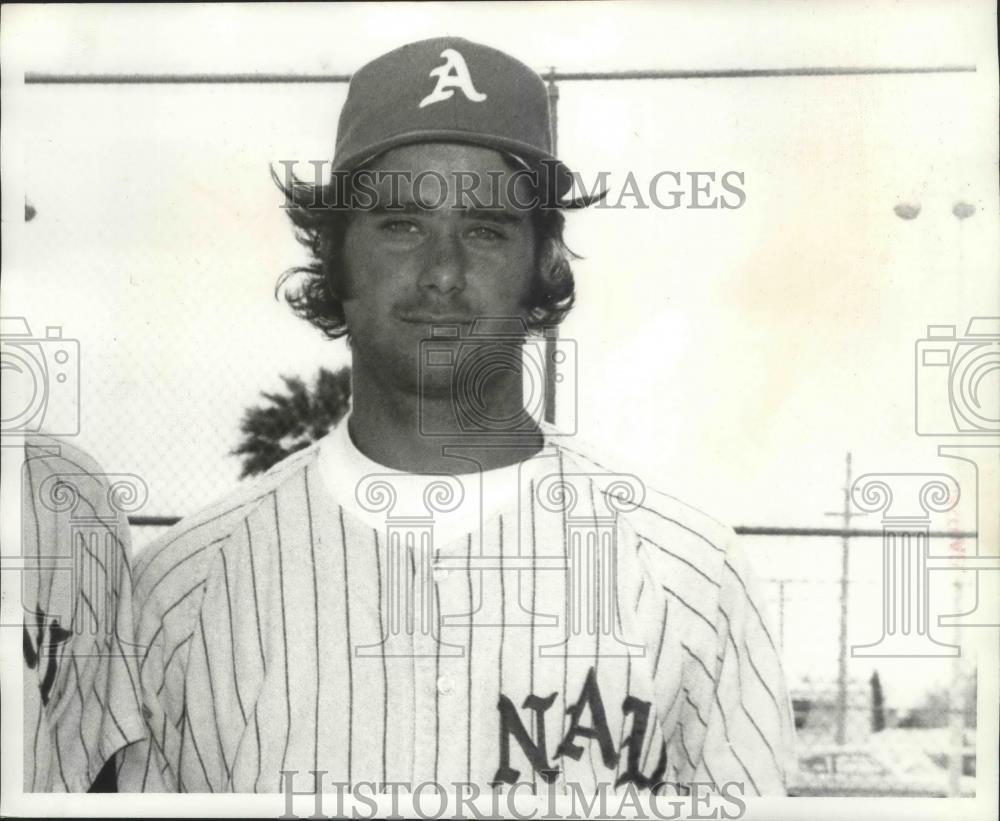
top-left (118, 37), bottom-right (795, 796)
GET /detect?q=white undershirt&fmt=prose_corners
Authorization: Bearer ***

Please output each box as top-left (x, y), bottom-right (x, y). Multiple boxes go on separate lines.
top-left (316, 417), bottom-right (545, 554)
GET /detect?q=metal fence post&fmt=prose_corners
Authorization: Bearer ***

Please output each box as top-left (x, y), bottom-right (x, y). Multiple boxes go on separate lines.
top-left (544, 68), bottom-right (560, 425)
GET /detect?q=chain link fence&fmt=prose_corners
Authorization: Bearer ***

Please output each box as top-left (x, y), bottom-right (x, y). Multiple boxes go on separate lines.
top-left (754, 563), bottom-right (978, 798)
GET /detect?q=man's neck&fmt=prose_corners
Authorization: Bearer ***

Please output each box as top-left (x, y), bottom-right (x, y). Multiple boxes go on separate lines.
top-left (348, 368), bottom-right (544, 475)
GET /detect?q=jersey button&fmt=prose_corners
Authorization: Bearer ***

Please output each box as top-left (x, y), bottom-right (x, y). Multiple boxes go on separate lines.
top-left (436, 676), bottom-right (454, 695)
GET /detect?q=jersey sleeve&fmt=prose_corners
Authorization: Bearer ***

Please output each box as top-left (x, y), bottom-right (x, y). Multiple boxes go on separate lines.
top-left (21, 436), bottom-right (147, 792)
top-left (115, 444), bottom-right (320, 792)
top-left (114, 598), bottom-right (190, 793)
top-left (670, 532), bottom-right (796, 795)
top-left (117, 496), bottom-right (267, 792)
top-left (115, 528), bottom-right (219, 792)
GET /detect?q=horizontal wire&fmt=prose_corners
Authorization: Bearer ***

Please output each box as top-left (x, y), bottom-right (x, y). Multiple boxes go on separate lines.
top-left (126, 514), bottom-right (977, 539)
top-left (24, 65), bottom-right (977, 86)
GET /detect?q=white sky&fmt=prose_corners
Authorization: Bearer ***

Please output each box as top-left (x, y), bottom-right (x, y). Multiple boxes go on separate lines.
top-left (2, 2), bottom-right (998, 704)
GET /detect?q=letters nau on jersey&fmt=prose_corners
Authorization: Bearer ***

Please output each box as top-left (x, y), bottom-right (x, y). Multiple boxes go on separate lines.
top-left (492, 667), bottom-right (668, 791)
top-left (419, 49), bottom-right (488, 109)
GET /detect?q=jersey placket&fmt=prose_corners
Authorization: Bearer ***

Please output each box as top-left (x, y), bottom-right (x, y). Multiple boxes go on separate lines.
top-left (412, 529), bottom-right (470, 787)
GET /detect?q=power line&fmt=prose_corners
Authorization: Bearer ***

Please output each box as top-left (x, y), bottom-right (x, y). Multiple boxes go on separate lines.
top-left (24, 65), bottom-right (976, 85)
top-left (126, 513), bottom-right (977, 537)
top-left (736, 525), bottom-right (976, 538)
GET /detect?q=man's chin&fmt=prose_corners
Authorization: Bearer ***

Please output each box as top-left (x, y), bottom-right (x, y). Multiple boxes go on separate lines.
top-left (374, 364), bottom-right (454, 400)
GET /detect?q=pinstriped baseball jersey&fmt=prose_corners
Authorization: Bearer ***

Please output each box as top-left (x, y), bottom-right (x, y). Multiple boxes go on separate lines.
top-left (20, 435), bottom-right (146, 792)
top-left (117, 427), bottom-right (795, 794)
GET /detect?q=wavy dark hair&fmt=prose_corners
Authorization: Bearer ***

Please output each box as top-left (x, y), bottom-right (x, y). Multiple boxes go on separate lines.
top-left (272, 159), bottom-right (580, 340)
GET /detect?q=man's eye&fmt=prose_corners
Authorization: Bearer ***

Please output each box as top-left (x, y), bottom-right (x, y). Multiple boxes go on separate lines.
top-left (467, 225), bottom-right (506, 241)
top-left (380, 220), bottom-right (419, 235)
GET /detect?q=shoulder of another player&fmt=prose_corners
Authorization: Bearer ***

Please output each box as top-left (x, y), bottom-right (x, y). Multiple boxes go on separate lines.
top-left (21, 434), bottom-right (121, 507)
top-left (23, 433), bottom-right (108, 476)
top-left (131, 443), bottom-right (322, 608)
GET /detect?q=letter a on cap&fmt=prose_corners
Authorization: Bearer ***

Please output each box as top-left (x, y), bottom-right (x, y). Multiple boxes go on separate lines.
top-left (419, 48), bottom-right (487, 109)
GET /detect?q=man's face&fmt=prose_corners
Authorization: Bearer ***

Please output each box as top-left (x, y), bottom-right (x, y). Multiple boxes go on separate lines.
top-left (342, 142), bottom-right (538, 396)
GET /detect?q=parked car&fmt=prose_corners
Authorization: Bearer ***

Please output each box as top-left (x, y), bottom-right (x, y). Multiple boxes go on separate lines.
top-left (923, 748), bottom-right (976, 797)
top-left (787, 745), bottom-right (950, 797)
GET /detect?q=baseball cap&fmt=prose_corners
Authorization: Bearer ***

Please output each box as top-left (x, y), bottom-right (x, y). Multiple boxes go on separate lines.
top-left (331, 37), bottom-right (603, 209)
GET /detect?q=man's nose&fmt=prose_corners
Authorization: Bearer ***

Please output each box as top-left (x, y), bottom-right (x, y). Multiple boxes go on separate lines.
top-left (417, 227), bottom-right (467, 294)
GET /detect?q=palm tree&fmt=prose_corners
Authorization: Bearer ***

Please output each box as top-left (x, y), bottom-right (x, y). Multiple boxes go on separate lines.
top-left (232, 366), bottom-right (351, 478)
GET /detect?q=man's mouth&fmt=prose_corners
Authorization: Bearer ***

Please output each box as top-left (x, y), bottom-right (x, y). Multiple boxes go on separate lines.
top-left (395, 309), bottom-right (475, 324)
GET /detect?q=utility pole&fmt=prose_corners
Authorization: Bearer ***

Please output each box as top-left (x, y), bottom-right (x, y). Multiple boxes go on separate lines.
top-left (543, 68), bottom-right (560, 425)
top-left (824, 452), bottom-right (854, 745)
top-left (948, 574), bottom-right (964, 796)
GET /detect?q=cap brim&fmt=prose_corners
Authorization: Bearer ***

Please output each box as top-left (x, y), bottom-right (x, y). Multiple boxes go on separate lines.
top-left (332, 129), bottom-right (606, 210)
